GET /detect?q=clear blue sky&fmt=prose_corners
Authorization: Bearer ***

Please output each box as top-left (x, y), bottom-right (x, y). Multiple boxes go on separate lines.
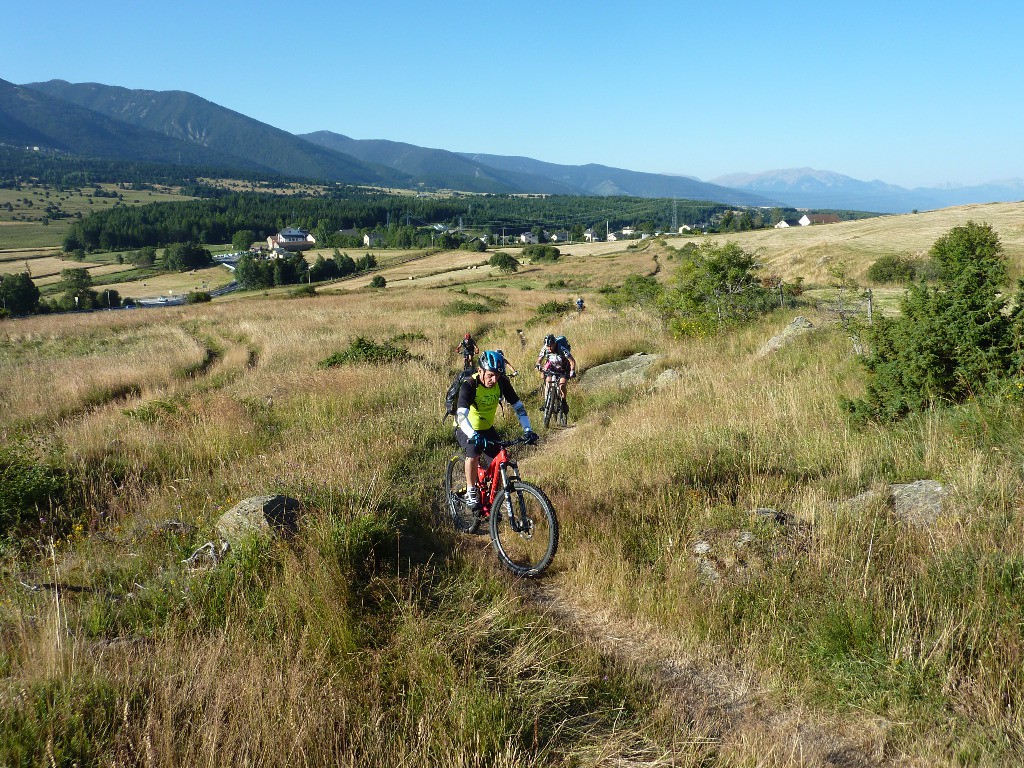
top-left (6, 0), bottom-right (1024, 188)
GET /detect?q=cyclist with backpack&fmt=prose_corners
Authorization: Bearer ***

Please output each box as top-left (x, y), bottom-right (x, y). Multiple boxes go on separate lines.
top-left (454, 350), bottom-right (538, 509)
top-left (455, 332), bottom-right (479, 370)
top-left (575, 297), bottom-right (585, 314)
top-left (536, 334), bottom-right (576, 415)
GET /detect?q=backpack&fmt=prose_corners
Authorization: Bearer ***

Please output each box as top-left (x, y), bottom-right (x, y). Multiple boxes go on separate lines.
top-left (444, 370), bottom-right (475, 416)
top-left (553, 335), bottom-right (570, 353)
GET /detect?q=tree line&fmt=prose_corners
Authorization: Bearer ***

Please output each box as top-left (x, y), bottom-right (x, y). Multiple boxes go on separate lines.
top-left (59, 191), bottom-right (746, 253)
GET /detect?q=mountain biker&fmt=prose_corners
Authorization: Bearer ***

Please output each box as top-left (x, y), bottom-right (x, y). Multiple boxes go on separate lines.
top-left (535, 334), bottom-right (576, 413)
top-left (575, 297), bottom-right (585, 313)
top-left (454, 350), bottom-right (538, 509)
top-left (455, 332), bottom-right (479, 370)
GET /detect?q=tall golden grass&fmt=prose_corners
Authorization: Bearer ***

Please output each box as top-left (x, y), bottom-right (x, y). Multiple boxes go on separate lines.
top-left (3, 219), bottom-right (1024, 764)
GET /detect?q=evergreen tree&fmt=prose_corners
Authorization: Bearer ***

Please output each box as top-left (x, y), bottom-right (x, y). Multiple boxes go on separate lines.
top-left (855, 222), bottom-right (1013, 419)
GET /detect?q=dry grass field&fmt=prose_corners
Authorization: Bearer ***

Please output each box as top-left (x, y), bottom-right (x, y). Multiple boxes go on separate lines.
top-left (4, 203), bottom-right (1024, 764)
top-left (673, 201), bottom-right (1024, 283)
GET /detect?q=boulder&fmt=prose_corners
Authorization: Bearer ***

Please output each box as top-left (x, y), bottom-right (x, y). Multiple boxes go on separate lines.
top-left (580, 352), bottom-right (662, 391)
top-left (846, 480), bottom-right (948, 528)
top-left (215, 495), bottom-right (301, 546)
top-left (756, 316), bottom-right (814, 358)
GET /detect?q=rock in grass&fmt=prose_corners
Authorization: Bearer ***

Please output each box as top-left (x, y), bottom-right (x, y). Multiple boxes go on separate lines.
top-left (755, 316), bottom-right (814, 358)
top-left (216, 495), bottom-right (301, 546)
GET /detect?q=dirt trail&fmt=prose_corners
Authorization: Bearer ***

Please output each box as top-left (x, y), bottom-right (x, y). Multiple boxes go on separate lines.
top-left (521, 582), bottom-right (896, 767)
top-left (471, 402), bottom-right (900, 765)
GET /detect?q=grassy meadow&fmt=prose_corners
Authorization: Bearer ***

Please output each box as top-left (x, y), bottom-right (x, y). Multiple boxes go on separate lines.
top-left (0, 183), bottom-right (190, 252)
top-left (3, 203), bottom-right (1024, 764)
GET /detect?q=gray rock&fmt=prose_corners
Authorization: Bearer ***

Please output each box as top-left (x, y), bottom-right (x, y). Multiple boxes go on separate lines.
top-left (756, 316), bottom-right (814, 358)
top-left (652, 368), bottom-right (681, 390)
top-left (846, 480), bottom-right (948, 527)
top-left (891, 480), bottom-right (947, 526)
top-left (215, 495), bottom-right (301, 546)
top-left (580, 352), bottom-right (662, 391)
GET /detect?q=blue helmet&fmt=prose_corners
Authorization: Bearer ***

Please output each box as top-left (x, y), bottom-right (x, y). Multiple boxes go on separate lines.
top-left (479, 349), bottom-right (506, 375)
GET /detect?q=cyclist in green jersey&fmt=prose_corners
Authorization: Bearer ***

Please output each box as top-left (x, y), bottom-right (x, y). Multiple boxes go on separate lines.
top-left (454, 350), bottom-right (538, 508)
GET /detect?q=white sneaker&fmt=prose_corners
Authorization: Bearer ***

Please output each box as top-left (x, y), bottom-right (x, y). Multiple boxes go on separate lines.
top-left (463, 486), bottom-right (480, 508)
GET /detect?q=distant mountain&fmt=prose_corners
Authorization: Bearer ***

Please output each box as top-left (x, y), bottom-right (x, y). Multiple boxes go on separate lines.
top-left (301, 131), bottom-right (536, 194)
top-left (0, 78), bottom-right (270, 171)
top-left (458, 153), bottom-right (774, 205)
top-left (25, 80), bottom-right (411, 187)
top-left (710, 168), bottom-right (1024, 213)
top-left (299, 131), bottom-right (771, 204)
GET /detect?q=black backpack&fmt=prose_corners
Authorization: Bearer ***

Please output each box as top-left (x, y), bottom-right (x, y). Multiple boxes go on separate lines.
top-left (444, 370), bottom-right (475, 416)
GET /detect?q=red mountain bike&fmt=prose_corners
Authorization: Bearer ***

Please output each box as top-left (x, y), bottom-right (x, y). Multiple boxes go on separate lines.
top-left (443, 435), bottom-right (559, 577)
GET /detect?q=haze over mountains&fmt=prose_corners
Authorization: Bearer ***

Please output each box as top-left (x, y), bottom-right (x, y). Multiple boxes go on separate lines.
top-left (4, 78), bottom-right (1024, 214)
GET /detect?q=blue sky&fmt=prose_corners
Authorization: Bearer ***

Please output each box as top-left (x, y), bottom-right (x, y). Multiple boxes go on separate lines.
top-left (5, 0), bottom-right (1024, 188)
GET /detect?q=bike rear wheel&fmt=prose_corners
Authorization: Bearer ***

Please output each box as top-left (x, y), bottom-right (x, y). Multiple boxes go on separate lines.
top-left (444, 455), bottom-right (481, 533)
top-left (490, 481), bottom-right (558, 576)
top-left (557, 396), bottom-right (568, 428)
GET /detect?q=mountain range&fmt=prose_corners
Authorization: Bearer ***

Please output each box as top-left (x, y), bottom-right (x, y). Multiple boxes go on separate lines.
top-left (5, 78), bottom-right (1024, 214)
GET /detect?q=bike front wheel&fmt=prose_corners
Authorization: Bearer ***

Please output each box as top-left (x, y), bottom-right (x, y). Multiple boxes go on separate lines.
top-left (445, 455), bottom-right (481, 533)
top-left (542, 383), bottom-right (557, 429)
top-left (490, 481), bottom-right (558, 576)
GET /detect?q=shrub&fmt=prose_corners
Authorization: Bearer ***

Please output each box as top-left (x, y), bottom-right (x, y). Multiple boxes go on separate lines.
top-left (522, 244), bottom-right (560, 263)
top-left (185, 291), bottom-right (212, 304)
top-left (288, 285), bottom-right (317, 298)
top-left (319, 337), bottom-right (411, 367)
top-left (443, 300), bottom-right (492, 315)
top-left (534, 299), bottom-right (574, 319)
top-left (851, 222), bottom-right (1015, 420)
top-left (369, 275), bottom-right (387, 288)
top-left (866, 254), bottom-right (922, 284)
top-left (600, 274), bottom-right (662, 309)
top-left (489, 251), bottom-right (519, 273)
top-left (0, 443), bottom-right (67, 538)
top-left (661, 241), bottom-right (775, 335)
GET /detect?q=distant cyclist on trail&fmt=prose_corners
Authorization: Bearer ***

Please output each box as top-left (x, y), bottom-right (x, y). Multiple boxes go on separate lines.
top-left (576, 297), bottom-right (585, 314)
top-left (455, 332), bottom-right (479, 370)
top-left (454, 350), bottom-right (538, 509)
top-left (536, 334), bottom-right (576, 414)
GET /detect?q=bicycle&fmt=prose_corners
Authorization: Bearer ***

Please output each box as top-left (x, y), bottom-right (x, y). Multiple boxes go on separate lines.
top-left (443, 435), bottom-right (559, 577)
top-left (540, 370), bottom-right (569, 429)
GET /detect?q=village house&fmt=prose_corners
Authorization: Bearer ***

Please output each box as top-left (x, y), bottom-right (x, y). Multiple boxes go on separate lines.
top-left (519, 231), bottom-right (539, 245)
top-left (547, 230), bottom-right (570, 243)
top-left (364, 233), bottom-right (384, 247)
top-left (267, 227), bottom-right (316, 251)
top-left (802, 213), bottom-right (841, 225)
top-left (584, 229), bottom-right (601, 242)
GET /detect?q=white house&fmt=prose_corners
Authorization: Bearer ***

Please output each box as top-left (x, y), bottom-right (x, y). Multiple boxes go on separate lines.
top-left (547, 230), bottom-right (570, 243)
top-left (678, 225), bottom-right (693, 233)
top-left (621, 226), bottom-right (636, 236)
top-left (584, 229), bottom-right (601, 242)
top-left (267, 227), bottom-right (316, 251)
top-left (520, 231), bottom-right (538, 245)
top-left (364, 233), bottom-right (384, 247)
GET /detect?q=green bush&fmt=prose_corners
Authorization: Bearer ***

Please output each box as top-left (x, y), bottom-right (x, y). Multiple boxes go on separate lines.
top-left (522, 244), bottom-right (560, 263)
top-left (851, 222), bottom-right (1017, 420)
top-left (488, 251), bottom-right (519, 273)
top-left (185, 291), bottom-right (212, 304)
top-left (661, 241), bottom-right (775, 336)
top-left (0, 443), bottom-right (67, 537)
top-left (534, 299), bottom-right (574, 319)
top-left (865, 254), bottom-right (924, 284)
top-left (369, 275), bottom-right (387, 288)
top-left (319, 337), bottom-right (411, 368)
top-left (599, 274), bottom-right (663, 309)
